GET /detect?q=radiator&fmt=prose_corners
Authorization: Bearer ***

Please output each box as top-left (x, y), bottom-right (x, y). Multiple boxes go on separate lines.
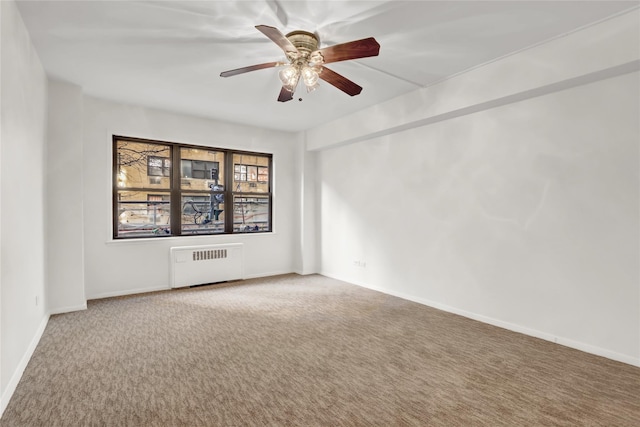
top-left (170, 243), bottom-right (244, 288)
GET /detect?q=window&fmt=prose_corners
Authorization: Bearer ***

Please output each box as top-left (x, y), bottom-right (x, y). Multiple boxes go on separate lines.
top-left (114, 136), bottom-right (272, 239)
top-left (234, 164), bottom-right (269, 183)
top-left (232, 154), bottom-right (270, 232)
top-left (147, 156), bottom-right (171, 177)
top-left (258, 167), bottom-right (269, 182)
top-left (182, 159), bottom-right (219, 180)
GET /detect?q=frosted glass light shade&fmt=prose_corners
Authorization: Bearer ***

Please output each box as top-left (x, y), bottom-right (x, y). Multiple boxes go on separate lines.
top-left (279, 66), bottom-right (299, 85)
top-left (301, 66), bottom-right (319, 87)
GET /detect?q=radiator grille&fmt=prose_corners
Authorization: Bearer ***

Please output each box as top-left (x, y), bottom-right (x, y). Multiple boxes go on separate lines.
top-left (170, 244), bottom-right (243, 288)
top-left (193, 249), bottom-right (227, 261)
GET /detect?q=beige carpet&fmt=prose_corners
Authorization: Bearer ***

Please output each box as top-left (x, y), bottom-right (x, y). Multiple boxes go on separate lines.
top-left (1, 274), bottom-right (638, 426)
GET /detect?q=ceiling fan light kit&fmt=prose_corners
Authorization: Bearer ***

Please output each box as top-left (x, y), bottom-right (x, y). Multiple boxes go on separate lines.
top-left (220, 25), bottom-right (380, 102)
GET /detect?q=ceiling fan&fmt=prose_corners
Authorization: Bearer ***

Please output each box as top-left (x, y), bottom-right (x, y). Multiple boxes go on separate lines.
top-left (220, 25), bottom-right (380, 102)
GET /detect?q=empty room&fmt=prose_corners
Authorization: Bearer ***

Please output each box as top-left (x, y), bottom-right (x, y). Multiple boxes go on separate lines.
top-left (1, 1), bottom-right (639, 425)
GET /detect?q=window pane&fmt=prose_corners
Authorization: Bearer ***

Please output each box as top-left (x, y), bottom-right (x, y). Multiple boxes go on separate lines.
top-left (247, 166), bottom-right (257, 182)
top-left (233, 196), bottom-right (269, 232)
top-left (180, 148), bottom-right (224, 190)
top-left (148, 157), bottom-right (162, 168)
top-left (258, 167), bottom-right (269, 182)
top-left (233, 154), bottom-right (270, 193)
top-left (180, 160), bottom-right (192, 180)
top-left (181, 193), bottom-right (225, 234)
top-left (116, 191), bottom-right (170, 238)
top-left (148, 156), bottom-right (171, 177)
top-left (116, 140), bottom-right (171, 190)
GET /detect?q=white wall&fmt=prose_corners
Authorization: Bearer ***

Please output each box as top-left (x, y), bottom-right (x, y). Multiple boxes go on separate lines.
top-left (82, 97), bottom-right (299, 299)
top-left (47, 79), bottom-right (86, 314)
top-left (0, 0), bottom-right (49, 414)
top-left (313, 10), bottom-right (640, 366)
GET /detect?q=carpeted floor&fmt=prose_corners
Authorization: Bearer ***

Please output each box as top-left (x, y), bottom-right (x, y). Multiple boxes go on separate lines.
top-left (1, 274), bottom-right (638, 426)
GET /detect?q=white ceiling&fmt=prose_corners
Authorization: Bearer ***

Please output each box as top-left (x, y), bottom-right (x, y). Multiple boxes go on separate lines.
top-left (16, 1), bottom-right (638, 132)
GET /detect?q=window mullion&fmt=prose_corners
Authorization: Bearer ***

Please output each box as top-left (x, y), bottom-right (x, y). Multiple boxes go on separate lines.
top-left (170, 145), bottom-right (182, 235)
top-left (224, 150), bottom-right (234, 233)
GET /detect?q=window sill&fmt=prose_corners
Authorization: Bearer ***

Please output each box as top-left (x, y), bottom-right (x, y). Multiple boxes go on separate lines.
top-left (106, 231), bottom-right (276, 245)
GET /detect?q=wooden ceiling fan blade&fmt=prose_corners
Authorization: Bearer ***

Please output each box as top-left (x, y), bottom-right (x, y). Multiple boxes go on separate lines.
top-left (314, 37), bottom-right (380, 64)
top-left (220, 61), bottom-right (281, 77)
top-left (255, 25), bottom-right (298, 55)
top-left (277, 86), bottom-right (294, 102)
top-left (319, 67), bottom-right (363, 96)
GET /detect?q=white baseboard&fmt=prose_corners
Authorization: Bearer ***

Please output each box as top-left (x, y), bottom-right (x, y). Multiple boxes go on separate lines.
top-left (88, 271), bottom-right (296, 300)
top-left (87, 285), bottom-right (170, 300)
top-left (293, 269), bottom-right (317, 276)
top-left (0, 314), bottom-right (50, 418)
top-left (321, 272), bottom-right (640, 368)
top-left (244, 270), bottom-right (294, 280)
top-left (48, 302), bottom-right (87, 315)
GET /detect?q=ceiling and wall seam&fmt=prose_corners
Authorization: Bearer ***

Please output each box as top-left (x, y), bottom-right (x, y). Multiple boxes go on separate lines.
top-left (311, 60), bottom-right (640, 151)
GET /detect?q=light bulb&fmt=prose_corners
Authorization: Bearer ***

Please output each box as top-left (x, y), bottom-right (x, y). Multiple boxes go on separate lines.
top-left (279, 65), bottom-right (300, 93)
top-left (301, 66), bottom-right (319, 87)
top-left (279, 66), bottom-right (299, 85)
top-left (283, 75), bottom-right (300, 93)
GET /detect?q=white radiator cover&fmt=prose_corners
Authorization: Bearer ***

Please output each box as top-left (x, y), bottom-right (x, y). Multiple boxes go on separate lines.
top-left (170, 243), bottom-right (244, 288)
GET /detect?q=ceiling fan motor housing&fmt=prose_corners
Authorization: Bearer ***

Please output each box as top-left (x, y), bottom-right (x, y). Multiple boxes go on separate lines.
top-left (285, 30), bottom-right (319, 60)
